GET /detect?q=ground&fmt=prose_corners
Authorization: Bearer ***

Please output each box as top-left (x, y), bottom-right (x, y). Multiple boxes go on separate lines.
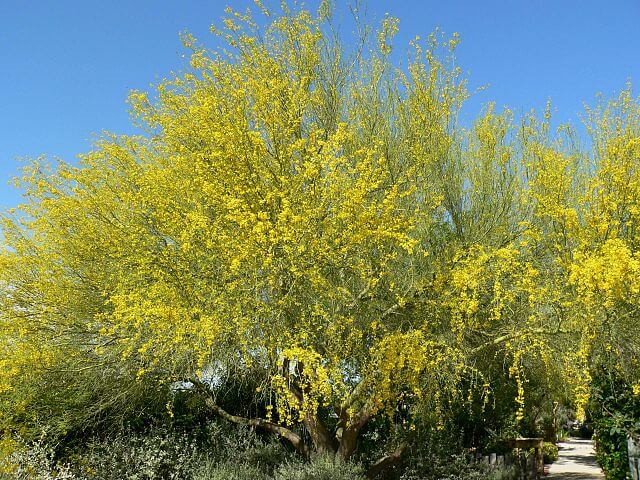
top-left (546, 438), bottom-right (605, 479)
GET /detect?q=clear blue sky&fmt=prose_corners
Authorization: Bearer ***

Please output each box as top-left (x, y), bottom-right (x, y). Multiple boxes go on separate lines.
top-left (1, 0), bottom-right (639, 210)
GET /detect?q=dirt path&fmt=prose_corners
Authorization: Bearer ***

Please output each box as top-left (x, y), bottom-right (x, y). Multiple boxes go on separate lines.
top-left (546, 438), bottom-right (605, 479)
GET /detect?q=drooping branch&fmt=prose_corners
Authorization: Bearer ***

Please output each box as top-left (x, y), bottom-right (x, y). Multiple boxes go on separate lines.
top-left (280, 359), bottom-right (338, 454)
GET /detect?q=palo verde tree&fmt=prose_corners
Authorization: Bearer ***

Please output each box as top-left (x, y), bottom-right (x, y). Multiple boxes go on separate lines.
top-left (1, 2), bottom-right (639, 477)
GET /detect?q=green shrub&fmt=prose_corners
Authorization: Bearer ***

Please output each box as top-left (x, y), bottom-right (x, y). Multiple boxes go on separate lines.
top-left (239, 441), bottom-right (291, 474)
top-left (542, 442), bottom-right (559, 463)
top-left (589, 366), bottom-right (640, 480)
top-left (193, 460), bottom-right (269, 480)
top-left (400, 453), bottom-right (492, 480)
top-left (274, 455), bottom-right (365, 480)
top-left (487, 466), bottom-right (519, 480)
top-left (0, 438), bottom-right (76, 480)
top-left (593, 425), bottom-right (629, 480)
top-left (556, 428), bottom-right (569, 442)
top-left (199, 423), bottom-right (292, 475)
top-left (68, 427), bottom-right (199, 479)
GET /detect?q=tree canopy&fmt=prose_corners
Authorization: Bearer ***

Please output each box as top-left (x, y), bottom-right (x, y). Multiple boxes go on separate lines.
top-left (1, 2), bottom-right (639, 477)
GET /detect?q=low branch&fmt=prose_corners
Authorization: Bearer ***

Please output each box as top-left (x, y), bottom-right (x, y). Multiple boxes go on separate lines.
top-left (366, 442), bottom-right (408, 479)
top-left (190, 378), bottom-right (309, 458)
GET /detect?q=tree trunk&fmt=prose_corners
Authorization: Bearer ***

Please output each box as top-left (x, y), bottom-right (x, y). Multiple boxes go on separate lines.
top-left (338, 426), bottom-right (359, 460)
top-left (337, 407), bottom-right (372, 460)
top-left (304, 411), bottom-right (338, 455)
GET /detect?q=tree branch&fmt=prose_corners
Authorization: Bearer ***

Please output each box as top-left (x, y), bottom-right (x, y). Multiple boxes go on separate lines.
top-left (366, 442), bottom-right (408, 479)
top-left (469, 327), bottom-right (573, 355)
top-left (190, 378), bottom-right (309, 457)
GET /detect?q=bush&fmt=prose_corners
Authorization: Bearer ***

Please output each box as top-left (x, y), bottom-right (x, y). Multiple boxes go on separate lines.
top-left (400, 453), bottom-right (494, 480)
top-left (238, 441), bottom-right (291, 474)
top-left (0, 420), bottom-right (299, 480)
top-left (487, 466), bottom-right (519, 480)
top-left (198, 423), bottom-right (292, 475)
top-left (68, 427), bottom-right (199, 480)
top-left (193, 460), bottom-right (269, 480)
top-left (0, 438), bottom-right (75, 480)
top-left (593, 425), bottom-right (629, 480)
top-left (274, 455), bottom-right (365, 480)
top-left (542, 442), bottom-right (558, 464)
top-left (589, 366), bottom-right (640, 479)
top-left (2, 427), bottom-right (201, 480)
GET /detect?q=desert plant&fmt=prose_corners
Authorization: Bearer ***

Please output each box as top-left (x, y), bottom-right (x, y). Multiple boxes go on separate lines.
top-left (193, 460), bottom-right (269, 480)
top-left (275, 455), bottom-right (366, 480)
top-left (64, 427), bottom-right (198, 480)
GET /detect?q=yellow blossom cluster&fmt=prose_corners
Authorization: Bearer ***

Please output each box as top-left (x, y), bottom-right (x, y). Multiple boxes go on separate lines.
top-left (1, 1), bottom-right (640, 458)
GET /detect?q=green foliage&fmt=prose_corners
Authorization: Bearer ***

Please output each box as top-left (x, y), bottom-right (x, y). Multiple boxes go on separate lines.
top-left (193, 461), bottom-right (269, 480)
top-left (274, 455), bottom-right (366, 480)
top-left (68, 428), bottom-right (199, 480)
top-left (590, 365), bottom-right (640, 479)
top-left (593, 425), bottom-right (628, 480)
top-left (399, 452), bottom-right (517, 480)
top-left (2, 1), bottom-right (640, 477)
top-left (395, 429), bottom-right (504, 480)
top-left (5, 427), bottom-right (199, 480)
top-left (487, 466), bottom-right (519, 480)
top-left (2, 421), bottom-right (294, 480)
top-left (481, 423), bottom-right (521, 455)
top-left (556, 428), bottom-right (569, 442)
top-left (542, 442), bottom-right (558, 464)
top-left (0, 437), bottom-right (74, 480)
top-left (193, 454), bottom-right (365, 480)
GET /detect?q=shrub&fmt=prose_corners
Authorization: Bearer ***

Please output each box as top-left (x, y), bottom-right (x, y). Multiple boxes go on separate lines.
top-left (240, 442), bottom-right (290, 474)
top-left (542, 442), bottom-right (559, 464)
top-left (593, 425), bottom-right (629, 480)
top-left (589, 366), bottom-right (640, 479)
top-left (192, 460), bottom-right (269, 480)
top-left (274, 455), bottom-right (366, 480)
top-left (199, 422), bottom-right (292, 474)
top-left (0, 438), bottom-right (76, 480)
top-left (1, 420), bottom-right (297, 480)
top-left (67, 427), bottom-right (199, 480)
top-left (487, 466), bottom-right (519, 480)
top-left (400, 453), bottom-right (491, 480)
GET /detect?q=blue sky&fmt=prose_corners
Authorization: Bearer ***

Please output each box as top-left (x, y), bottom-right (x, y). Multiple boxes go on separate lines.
top-left (1, 0), bottom-right (639, 210)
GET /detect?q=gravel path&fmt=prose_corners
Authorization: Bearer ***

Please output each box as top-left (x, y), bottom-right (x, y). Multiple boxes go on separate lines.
top-left (546, 438), bottom-right (605, 479)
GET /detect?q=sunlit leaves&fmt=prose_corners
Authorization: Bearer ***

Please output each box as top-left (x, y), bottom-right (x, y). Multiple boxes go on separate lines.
top-left (1, 1), bottom-right (639, 451)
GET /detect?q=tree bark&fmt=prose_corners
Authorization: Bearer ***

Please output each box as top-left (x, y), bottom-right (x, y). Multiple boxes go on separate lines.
top-left (366, 443), bottom-right (408, 479)
top-left (337, 407), bottom-right (372, 460)
top-left (303, 411), bottom-right (338, 455)
top-left (280, 359), bottom-right (339, 455)
top-left (338, 425), bottom-right (359, 459)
